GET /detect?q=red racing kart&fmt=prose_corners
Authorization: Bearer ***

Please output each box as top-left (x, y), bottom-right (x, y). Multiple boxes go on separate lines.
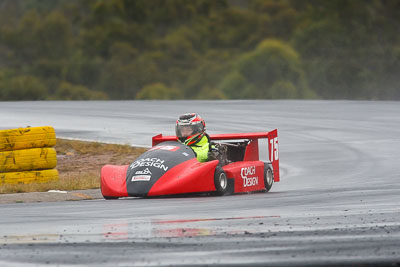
top-left (101, 130), bottom-right (279, 199)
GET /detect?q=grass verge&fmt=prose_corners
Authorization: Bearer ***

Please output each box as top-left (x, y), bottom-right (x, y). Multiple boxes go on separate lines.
top-left (0, 139), bottom-right (147, 194)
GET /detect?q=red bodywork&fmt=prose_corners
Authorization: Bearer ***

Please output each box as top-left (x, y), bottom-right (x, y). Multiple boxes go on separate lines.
top-left (101, 130), bottom-right (279, 198)
top-left (101, 165), bottom-right (129, 197)
top-left (148, 159), bottom-right (218, 196)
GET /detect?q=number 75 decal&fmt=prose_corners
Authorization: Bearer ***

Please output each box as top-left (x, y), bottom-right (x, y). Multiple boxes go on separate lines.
top-left (269, 137), bottom-right (279, 161)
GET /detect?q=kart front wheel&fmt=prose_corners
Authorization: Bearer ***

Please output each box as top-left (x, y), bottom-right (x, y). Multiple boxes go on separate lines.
top-left (214, 166), bottom-right (228, 196)
top-left (264, 166), bottom-right (273, 192)
top-left (103, 196), bottom-right (119, 200)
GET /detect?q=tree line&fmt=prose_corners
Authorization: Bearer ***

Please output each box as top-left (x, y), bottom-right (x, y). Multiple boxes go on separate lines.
top-left (0, 0), bottom-right (399, 100)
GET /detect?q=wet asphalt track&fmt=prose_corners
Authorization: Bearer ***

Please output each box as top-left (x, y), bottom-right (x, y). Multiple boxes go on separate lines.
top-left (0, 100), bottom-right (400, 266)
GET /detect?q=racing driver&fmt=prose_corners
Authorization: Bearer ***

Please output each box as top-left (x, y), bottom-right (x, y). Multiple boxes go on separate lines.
top-left (175, 113), bottom-right (212, 162)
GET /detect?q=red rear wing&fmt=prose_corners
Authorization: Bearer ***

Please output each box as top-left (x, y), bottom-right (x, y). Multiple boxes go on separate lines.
top-left (152, 129), bottom-right (280, 182)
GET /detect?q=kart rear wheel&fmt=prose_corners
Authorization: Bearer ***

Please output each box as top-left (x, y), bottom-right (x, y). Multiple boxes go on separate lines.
top-left (214, 166), bottom-right (228, 196)
top-left (264, 166), bottom-right (273, 192)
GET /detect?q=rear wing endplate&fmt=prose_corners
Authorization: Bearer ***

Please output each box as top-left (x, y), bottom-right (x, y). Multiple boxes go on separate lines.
top-left (152, 129), bottom-right (280, 182)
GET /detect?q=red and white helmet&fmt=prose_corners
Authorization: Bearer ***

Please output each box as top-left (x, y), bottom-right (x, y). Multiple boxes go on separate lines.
top-left (175, 113), bottom-right (206, 146)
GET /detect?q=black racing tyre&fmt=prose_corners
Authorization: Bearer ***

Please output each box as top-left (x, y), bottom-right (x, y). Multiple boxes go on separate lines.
top-left (264, 165), bottom-right (274, 192)
top-left (0, 147), bottom-right (57, 172)
top-left (0, 126), bottom-right (56, 152)
top-left (0, 169), bottom-right (59, 185)
top-left (214, 166), bottom-right (228, 196)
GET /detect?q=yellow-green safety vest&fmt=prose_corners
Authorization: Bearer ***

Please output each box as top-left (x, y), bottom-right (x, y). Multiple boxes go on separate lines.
top-left (190, 135), bottom-right (210, 162)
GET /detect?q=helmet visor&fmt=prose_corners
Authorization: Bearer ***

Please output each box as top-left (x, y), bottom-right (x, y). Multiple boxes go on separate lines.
top-left (176, 123), bottom-right (203, 139)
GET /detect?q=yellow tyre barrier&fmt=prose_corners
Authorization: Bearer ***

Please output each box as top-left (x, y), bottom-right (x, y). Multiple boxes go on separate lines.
top-left (0, 147), bottom-right (57, 173)
top-left (0, 126), bottom-right (56, 152)
top-left (0, 169), bottom-right (59, 184)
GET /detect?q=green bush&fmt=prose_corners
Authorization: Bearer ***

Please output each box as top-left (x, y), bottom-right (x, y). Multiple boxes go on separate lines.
top-left (136, 83), bottom-right (181, 100)
top-left (269, 81), bottom-right (297, 99)
top-left (54, 82), bottom-right (108, 100)
top-left (217, 71), bottom-right (247, 99)
top-left (196, 86), bottom-right (226, 100)
top-left (221, 39), bottom-right (315, 99)
top-left (0, 75), bottom-right (47, 100)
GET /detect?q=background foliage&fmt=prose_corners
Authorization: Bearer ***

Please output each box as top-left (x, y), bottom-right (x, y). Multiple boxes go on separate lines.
top-left (0, 0), bottom-right (399, 100)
